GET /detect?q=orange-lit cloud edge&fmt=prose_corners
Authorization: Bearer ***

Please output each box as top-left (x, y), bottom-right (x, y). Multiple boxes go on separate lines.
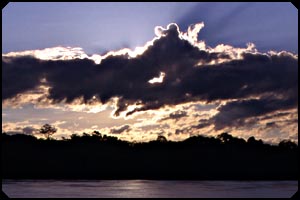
top-left (2, 22), bottom-right (298, 144)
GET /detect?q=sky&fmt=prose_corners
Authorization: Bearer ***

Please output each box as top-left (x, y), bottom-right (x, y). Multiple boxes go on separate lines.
top-left (2, 2), bottom-right (298, 144)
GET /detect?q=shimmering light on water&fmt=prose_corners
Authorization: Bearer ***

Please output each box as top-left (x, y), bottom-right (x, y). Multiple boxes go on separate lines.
top-left (2, 180), bottom-right (297, 198)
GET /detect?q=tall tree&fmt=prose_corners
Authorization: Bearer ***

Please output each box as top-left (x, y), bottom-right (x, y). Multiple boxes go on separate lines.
top-left (40, 124), bottom-right (57, 140)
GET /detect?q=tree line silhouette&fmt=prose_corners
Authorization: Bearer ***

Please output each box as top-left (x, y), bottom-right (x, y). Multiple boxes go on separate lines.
top-left (2, 128), bottom-right (298, 180)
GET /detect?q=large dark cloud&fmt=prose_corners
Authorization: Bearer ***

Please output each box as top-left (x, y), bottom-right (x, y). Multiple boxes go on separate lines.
top-left (2, 56), bottom-right (44, 99)
top-left (2, 23), bottom-right (298, 126)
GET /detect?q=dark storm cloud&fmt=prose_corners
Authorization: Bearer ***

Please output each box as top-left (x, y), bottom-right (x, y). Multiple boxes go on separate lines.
top-left (2, 23), bottom-right (228, 113)
top-left (2, 23), bottom-right (298, 125)
top-left (2, 56), bottom-right (44, 99)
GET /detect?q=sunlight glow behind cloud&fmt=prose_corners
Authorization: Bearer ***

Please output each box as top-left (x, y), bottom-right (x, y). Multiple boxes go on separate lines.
top-left (2, 21), bottom-right (298, 144)
top-left (148, 72), bottom-right (166, 84)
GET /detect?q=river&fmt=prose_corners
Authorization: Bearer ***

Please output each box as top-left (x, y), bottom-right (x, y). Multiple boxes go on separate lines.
top-left (2, 180), bottom-right (297, 198)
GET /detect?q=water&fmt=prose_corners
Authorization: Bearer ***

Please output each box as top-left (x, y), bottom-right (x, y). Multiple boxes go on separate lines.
top-left (2, 180), bottom-right (297, 198)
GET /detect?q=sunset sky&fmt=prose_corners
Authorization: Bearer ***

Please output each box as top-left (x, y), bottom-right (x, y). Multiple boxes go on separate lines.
top-left (2, 2), bottom-right (298, 144)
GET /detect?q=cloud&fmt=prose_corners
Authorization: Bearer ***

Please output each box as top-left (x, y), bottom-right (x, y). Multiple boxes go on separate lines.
top-left (110, 124), bottom-right (130, 134)
top-left (22, 126), bottom-right (39, 135)
top-left (265, 122), bottom-right (277, 128)
top-left (3, 46), bottom-right (89, 61)
top-left (211, 95), bottom-right (298, 130)
top-left (2, 22), bottom-right (298, 128)
top-left (160, 110), bottom-right (187, 122)
top-left (2, 122), bottom-right (40, 136)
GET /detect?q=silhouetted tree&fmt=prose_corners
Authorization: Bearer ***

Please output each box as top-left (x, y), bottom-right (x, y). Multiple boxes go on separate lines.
top-left (2, 131), bottom-right (298, 180)
top-left (102, 134), bottom-right (108, 141)
top-left (279, 140), bottom-right (298, 149)
top-left (39, 124), bottom-right (57, 140)
top-left (70, 133), bottom-right (79, 139)
top-left (247, 136), bottom-right (263, 146)
top-left (217, 132), bottom-right (233, 143)
top-left (157, 135), bottom-right (167, 142)
top-left (82, 132), bottom-right (90, 137)
top-left (93, 131), bottom-right (102, 137)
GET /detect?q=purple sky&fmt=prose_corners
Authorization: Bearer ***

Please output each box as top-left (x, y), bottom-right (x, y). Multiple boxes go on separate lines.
top-left (3, 2), bottom-right (298, 54)
top-left (2, 2), bottom-right (298, 144)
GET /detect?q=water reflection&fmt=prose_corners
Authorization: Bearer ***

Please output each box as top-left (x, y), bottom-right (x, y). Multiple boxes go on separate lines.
top-left (2, 180), bottom-right (297, 198)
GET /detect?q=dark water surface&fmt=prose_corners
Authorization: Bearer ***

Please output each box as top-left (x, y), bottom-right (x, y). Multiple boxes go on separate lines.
top-left (2, 180), bottom-right (297, 198)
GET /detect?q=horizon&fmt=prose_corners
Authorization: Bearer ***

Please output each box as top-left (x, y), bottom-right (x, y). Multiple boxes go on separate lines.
top-left (2, 128), bottom-right (298, 146)
top-left (2, 2), bottom-right (298, 145)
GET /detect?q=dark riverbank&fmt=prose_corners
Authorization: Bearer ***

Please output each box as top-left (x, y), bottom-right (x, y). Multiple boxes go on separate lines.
top-left (2, 133), bottom-right (298, 180)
